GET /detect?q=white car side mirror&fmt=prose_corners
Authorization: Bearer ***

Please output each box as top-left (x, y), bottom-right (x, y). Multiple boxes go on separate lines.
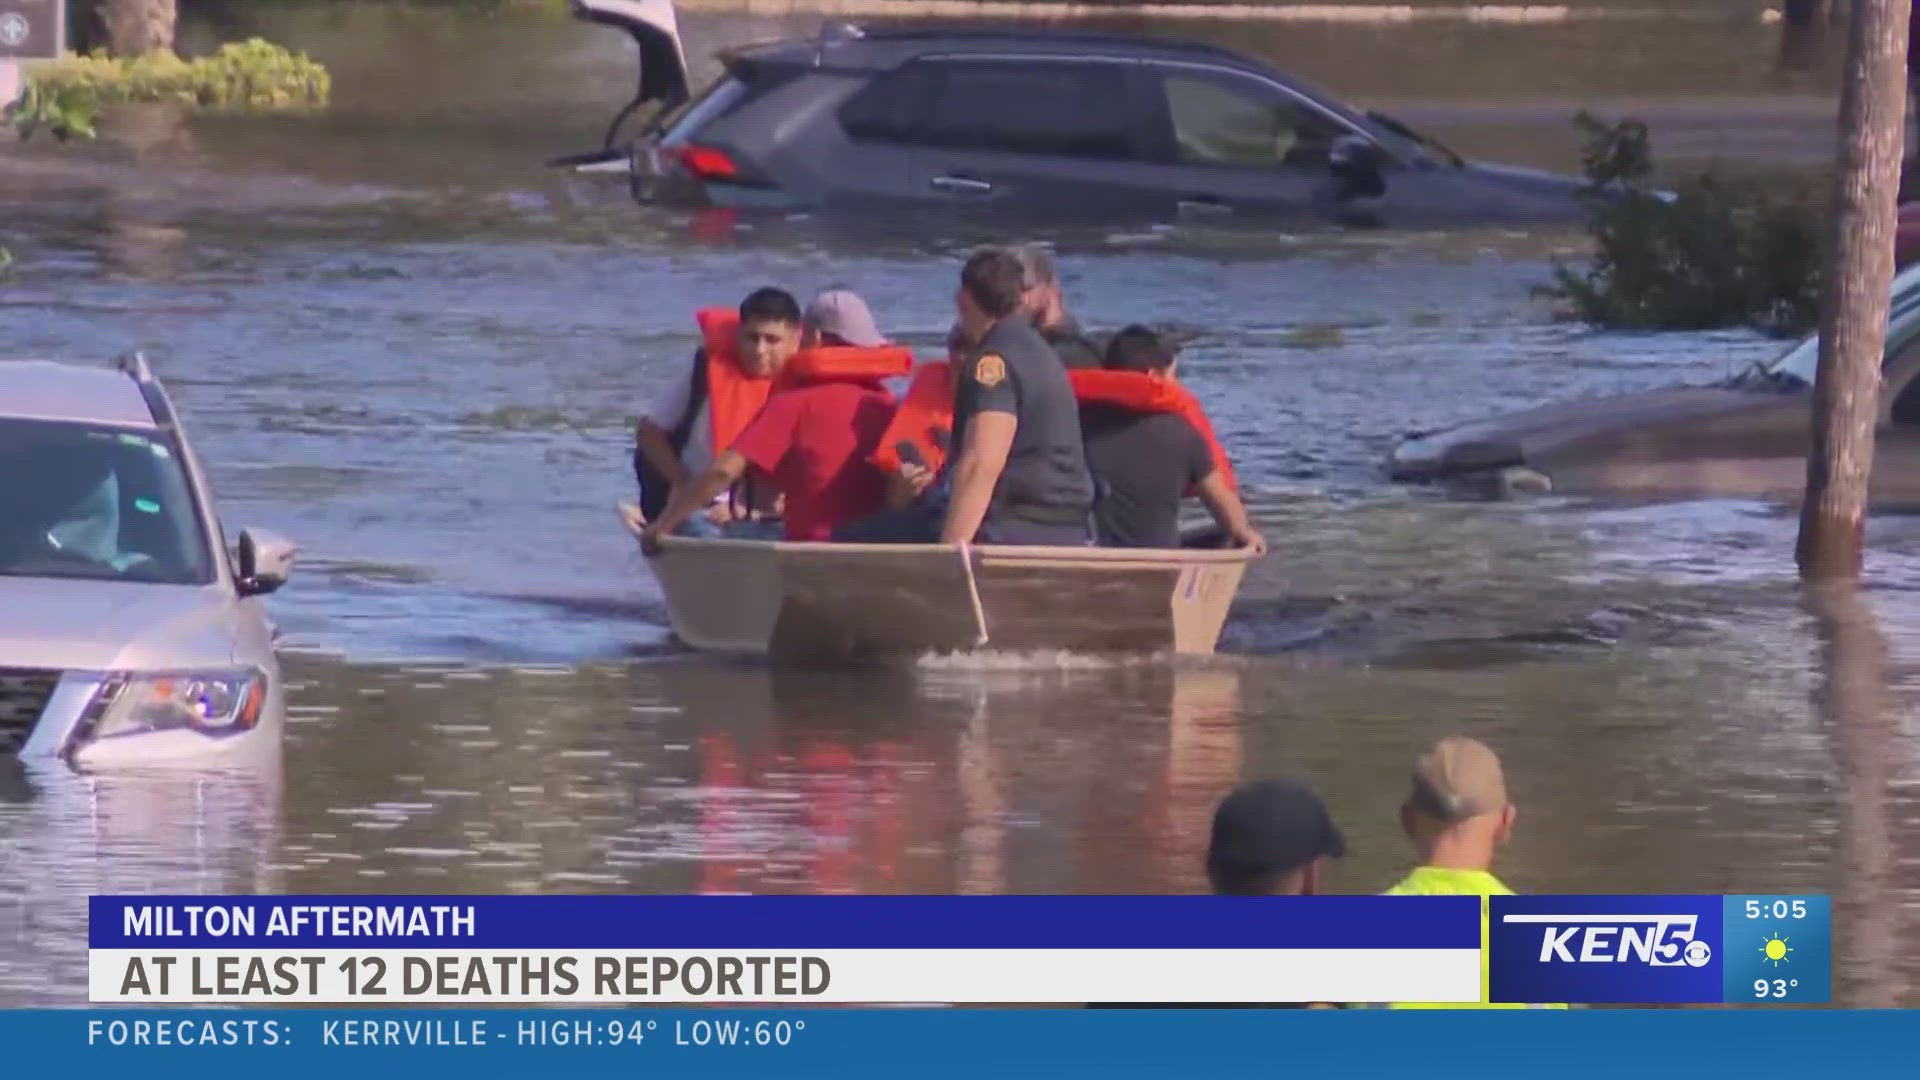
top-left (237, 528), bottom-right (297, 597)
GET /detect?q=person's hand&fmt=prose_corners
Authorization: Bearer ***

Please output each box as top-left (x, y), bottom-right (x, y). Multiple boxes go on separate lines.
top-left (1235, 529), bottom-right (1267, 557)
top-left (886, 463), bottom-right (934, 508)
top-left (702, 501), bottom-right (733, 525)
top-left (900, 462), bottom-right (934, 498)
top-left (640, 523), bottom-right (666, 556)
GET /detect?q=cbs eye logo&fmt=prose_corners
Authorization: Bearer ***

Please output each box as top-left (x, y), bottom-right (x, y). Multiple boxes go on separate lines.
top-left (1659, 940), bottom-right (1714, 967)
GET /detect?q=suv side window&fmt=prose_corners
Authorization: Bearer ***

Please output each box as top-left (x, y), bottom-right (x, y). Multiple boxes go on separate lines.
top-left (839, 64), bottom-right (937, 144)
top-left (844, 58), bottom-right (1137, 160)
top-left (1157, 70), bottom-right (1348, 169)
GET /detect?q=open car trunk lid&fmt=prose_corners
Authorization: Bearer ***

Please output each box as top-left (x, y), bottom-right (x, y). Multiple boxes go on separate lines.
top-left (552, 0), bottom-right (691, 169)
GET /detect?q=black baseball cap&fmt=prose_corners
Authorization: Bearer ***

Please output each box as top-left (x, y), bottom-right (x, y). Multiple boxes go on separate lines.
top-left (1205, 779), bottom-right (1346, 892)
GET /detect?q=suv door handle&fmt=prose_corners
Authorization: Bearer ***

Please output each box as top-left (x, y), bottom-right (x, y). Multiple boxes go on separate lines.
top-left (931, 175), bottom-right (993, 194)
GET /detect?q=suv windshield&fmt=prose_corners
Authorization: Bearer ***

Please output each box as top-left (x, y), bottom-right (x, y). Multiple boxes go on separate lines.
top-left (1763, 262), bottom-right (1920, 385)
top-left (0, 418), bottom-right (213, 585)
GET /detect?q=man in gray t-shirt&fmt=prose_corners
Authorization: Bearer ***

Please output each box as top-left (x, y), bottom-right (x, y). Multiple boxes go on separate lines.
top-left (940, 250), bottom-right (1096, 547)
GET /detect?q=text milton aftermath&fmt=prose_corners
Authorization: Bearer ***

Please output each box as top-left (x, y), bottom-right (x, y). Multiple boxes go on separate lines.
top-left (121, 904), bottom-right (476, 939)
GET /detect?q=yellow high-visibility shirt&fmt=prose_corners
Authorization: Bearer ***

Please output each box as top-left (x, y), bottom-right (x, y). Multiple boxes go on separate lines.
top-left (1382, 866), bottom-right (1567, 1009)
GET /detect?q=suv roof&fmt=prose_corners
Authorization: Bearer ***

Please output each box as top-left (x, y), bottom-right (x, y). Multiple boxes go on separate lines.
top-left (732, 25), bottom-right (1269, 74)
top-left (856, 26), bottom-right (1252, 60)
top-left (0, 356), bottom-right (164, 429)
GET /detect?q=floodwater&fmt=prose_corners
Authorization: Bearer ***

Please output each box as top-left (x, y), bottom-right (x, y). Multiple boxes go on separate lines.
top-left (1, 1), bottom-right (1916, 1007)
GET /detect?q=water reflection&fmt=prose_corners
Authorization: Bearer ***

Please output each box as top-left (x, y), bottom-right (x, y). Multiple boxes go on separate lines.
top-left (0, 760), bottom-right (284, 1005)
top-left (1806, 583), bottom-right (1907, 1008)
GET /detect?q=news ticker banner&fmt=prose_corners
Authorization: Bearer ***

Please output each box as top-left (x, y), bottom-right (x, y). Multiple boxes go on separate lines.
top-left (18, 1010), bottom-right (1920, 1079)
top-left (87, 894), bottom-right (1832, 1006)
top-left (89, 896), bottom-right (1482, 1005)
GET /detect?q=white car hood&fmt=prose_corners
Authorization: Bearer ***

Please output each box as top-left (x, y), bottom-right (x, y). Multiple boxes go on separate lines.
top-left (0, 577), bottom-right (236, 671)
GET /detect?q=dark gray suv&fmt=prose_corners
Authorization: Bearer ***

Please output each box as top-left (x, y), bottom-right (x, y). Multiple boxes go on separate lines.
top-left (563, 0), bottom-right (1591, 227)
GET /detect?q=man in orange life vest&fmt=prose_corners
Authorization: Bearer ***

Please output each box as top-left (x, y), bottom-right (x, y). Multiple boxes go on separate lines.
top-left (634, 287), bottom-right (800, 536)
top-left (830, 323), bottom-right (969, 543)
top-left (642, 290), bottom-right (909, 547)
top-left (1075, 326), bottom-right (1265, 553)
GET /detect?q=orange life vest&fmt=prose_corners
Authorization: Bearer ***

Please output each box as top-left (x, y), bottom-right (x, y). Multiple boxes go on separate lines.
top-left (695, 307), bottom-right (778, 452)
top-left (871, 362), bottom-right (955, 477)
top-left (780, 344), bottom-right (914, 389)
top-left (1069, 368), bottom-right (1238, 494)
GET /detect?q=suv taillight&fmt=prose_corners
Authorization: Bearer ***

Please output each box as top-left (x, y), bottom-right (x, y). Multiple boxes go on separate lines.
top-left (676, 144), bottom-right (741, 182)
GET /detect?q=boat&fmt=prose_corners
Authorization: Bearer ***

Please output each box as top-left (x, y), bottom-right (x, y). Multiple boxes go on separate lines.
top-left (618, 504), bottom-right (1253, 662)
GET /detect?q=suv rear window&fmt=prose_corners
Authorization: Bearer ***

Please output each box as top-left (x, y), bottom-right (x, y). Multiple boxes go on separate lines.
top-left (658, 72), bottom-right (752, 147)
top-left (842, 59), bottom-right (1137, 160)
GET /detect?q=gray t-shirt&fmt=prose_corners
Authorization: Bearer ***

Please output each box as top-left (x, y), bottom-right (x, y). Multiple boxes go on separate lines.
top-left (951, 315), bottom-right (1096, 534)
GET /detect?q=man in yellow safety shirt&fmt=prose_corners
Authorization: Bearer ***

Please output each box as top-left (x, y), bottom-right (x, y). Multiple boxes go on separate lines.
top-left (1381, 736), bottom-right (1566, 1009)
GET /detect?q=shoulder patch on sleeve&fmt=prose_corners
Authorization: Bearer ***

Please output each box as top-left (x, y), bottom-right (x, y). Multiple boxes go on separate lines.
top-left (975, 353), bottom-right (1007, 388)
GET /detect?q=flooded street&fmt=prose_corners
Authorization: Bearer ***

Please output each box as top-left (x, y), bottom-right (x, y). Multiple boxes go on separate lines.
top-left (2, 0), bottom-right (1917, 1007)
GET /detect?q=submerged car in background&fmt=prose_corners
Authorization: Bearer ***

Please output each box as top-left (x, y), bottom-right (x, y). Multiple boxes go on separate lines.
top-left (1389, 263), bottom-right (1920, 509)
top-left (558, 0), bottom-right (1592, 227)
top-left (0, 354), bottom-right (296, 768)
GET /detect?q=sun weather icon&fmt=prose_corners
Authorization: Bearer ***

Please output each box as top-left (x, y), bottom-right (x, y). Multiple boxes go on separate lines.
top-left (1759, 934), bottom-right (1793, 968)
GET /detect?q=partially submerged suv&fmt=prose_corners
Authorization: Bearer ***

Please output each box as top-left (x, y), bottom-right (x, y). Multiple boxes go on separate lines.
top-left (1389, 263), bottom-right (1920, 507)
top-left (0, 354), bottom-right (295, 768)
top-left (561, 0), bottom-right (1590, 225)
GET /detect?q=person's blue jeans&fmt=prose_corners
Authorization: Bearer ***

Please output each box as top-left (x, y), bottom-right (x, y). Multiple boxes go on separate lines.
top-left (674, 515), bottom-right (784, 540)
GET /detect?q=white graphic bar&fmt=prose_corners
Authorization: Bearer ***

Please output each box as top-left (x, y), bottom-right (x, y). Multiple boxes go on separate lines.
top-left (90, 948), bottom-right (1481, 1004)
top-left (1501, 915), bottom-right (1692, 923)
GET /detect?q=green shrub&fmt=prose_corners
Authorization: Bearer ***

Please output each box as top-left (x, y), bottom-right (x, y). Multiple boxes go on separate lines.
top-left (1541, 113), bottom-right (1823, 337)
top-left (7, 39), bottom-right (331, 141)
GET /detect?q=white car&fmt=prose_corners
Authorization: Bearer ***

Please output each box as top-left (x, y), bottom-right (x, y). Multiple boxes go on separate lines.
top-left (0, 354), bottom-right (295, 768)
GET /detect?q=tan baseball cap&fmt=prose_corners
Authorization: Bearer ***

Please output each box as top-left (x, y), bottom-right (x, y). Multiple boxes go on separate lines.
top-left (803, 289), bottom-right (887, 348)
top-left (1011, 244), bottom-right (1057, 289)
top-left (1407, 736), bottom-right (1507, 822)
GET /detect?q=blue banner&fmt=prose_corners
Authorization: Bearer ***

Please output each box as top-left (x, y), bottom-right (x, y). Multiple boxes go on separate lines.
top-left (88, 896), bottom-right (1479, 950)
top-left (14, 1008), bottom-right (1916, 1078)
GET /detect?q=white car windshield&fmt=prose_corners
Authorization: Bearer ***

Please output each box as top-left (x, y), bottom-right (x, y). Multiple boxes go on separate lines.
top-left (1765, 261), bottom-right (1920, 383)
top-left (0, 418), bottom-right (213, 585)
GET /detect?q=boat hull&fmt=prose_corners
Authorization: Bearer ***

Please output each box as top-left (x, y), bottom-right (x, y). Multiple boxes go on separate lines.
top-left (621, 506), bottom-right (1250, 661)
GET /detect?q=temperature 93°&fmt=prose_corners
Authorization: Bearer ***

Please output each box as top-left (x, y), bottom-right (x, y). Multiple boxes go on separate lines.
top-left (1754, 978), bottom-right (1801, 1000)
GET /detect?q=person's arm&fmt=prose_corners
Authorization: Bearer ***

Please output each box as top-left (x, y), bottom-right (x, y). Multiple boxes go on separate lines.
top-left (636, 367), bottom-right (697, 487)
top-left (642, 450), bottom-right (749, 551)
top-left (1195, 470), bottom-right (1265, 556)
top-left (939, 412), bottom-right (1016, 545)
top-left (694, 391), bottom-right (801, 530)
top-left (636, 419), bottom-right (691, 488)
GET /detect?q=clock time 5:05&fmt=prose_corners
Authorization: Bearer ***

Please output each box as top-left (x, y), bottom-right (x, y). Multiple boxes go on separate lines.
top-left (1744, 899), bottom-right (1807, 920)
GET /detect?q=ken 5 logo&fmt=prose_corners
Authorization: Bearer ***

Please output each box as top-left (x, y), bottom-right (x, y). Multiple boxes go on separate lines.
top-left (1502, 914), bottom-right (1714, 967)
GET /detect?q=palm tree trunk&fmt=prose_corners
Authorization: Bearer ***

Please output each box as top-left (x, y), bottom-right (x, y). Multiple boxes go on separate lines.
top-left (97, 0), bottom-right (175, 57)
top-left (1798, 0), bottom-right (1913, 578)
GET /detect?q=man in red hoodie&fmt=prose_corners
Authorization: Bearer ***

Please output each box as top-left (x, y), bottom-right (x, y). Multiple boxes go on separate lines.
top-left (643, 291), bottom-right (901, 546)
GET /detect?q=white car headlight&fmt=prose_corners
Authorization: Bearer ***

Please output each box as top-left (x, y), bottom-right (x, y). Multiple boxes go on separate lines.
top-left (74, 669), bottom-right (268, 745)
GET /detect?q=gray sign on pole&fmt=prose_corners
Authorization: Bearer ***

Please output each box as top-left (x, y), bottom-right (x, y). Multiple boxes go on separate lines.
top-left (0, 0), bottom-right (64, 61)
